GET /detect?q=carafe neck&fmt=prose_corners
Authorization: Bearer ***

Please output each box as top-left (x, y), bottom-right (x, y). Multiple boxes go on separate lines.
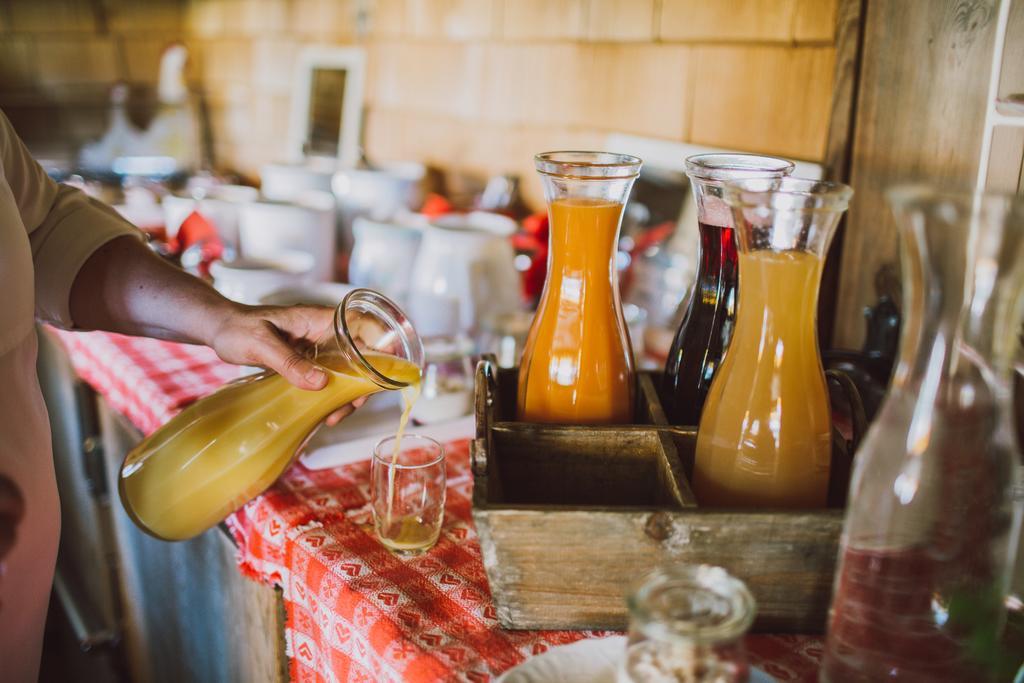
top-left (326, 288), bottom-right (424, 390)
top-left (890, 194), bottom-right (1024, 401)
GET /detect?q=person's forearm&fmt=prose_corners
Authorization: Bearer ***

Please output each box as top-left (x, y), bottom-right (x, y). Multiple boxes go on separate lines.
top-left (69, 235), bottom-right (238, 346)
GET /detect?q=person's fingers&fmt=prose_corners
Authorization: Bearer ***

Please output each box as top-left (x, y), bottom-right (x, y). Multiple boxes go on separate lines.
top-left (260, 305), bottom-right (335, 346)
top-left (251, 321), bottom-right (328, 391)
top-left (325, 404), bottom-right (356, 427)
top-left (324, 397), bottom-right (369, 427)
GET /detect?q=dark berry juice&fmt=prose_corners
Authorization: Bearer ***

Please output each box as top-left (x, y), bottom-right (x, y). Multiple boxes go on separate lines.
top-left (663, 221), bottom-right (739, 426)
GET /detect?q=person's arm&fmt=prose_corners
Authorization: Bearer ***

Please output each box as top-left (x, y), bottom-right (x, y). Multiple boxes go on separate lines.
top-left (1, 109), bottom-right (347, 400)
top-left (69, 235), bottom-right (332, 391)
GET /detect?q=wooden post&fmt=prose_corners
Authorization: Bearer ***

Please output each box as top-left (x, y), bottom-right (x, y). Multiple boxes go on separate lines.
top-left (832, 0), bottom-right (1002, 348)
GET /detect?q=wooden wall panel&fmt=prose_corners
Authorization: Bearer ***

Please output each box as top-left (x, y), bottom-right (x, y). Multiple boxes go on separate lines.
top-left (794, 0), bottom-right (839, 42)
top-left (2, 0), bottom-right (850, 203)
top-left (833, 0), bottom-right (998, 347)
top-left (9, 0), bottom-right (98, 32)
top-left (501, 0), bottom-right (587, 40)
top-left (580, 44), bottom-right (693, 140)
top-left (986, 126), bottom-right (1024, 194)
top-left (588, 0), bottom-right (656, 41)
top-left (35, 38), bottom-right (121, 87)
top-left (998, 0), bottom-right (1024, 100)
top-left (690, 45), bottom-right (835, 160)
top-left (405, 0), bottom-right (496, 40)
top-left (659, 0), bottom-right (796, 42)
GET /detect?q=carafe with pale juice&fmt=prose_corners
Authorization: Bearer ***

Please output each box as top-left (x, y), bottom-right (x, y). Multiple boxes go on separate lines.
top-left (693, 178), bottom-right (852, 508)
top-left (119, 289), bottom-right (424, 541)
top-left (518, 151), bottom-right (642, 424)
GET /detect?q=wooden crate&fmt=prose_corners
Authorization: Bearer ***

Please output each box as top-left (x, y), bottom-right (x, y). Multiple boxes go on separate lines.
top-left (471, 357), bottom-right (845, 633)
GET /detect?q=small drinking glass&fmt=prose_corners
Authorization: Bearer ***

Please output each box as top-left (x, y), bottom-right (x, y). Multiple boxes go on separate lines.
top-left (371, 434), bottom-right (446, 556)
top-left (620, 564), bottom-right (756, 683)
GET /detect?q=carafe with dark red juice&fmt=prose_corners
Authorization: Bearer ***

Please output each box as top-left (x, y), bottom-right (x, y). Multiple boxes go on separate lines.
top-left (663, 154), bottom-right (793, 426)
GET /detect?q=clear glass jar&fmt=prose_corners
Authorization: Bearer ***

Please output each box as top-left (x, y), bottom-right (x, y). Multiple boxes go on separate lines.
top-left (620, 564), bottom-right (756, 683)
top-left (409, 335), bottom-right (475, 424)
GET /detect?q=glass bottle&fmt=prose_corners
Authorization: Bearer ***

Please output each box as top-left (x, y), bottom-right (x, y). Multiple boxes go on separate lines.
top-left (663, 154), bottom-right (794, 426)
top-left (619, 564), bottom-right (756, 683)
top-left (119, 289), bottom-right (424, 541)
top-left (518, 151), bottom-right (641, 424)
top-left (821, 188), bottom-right (1024, 682)
top-left (694, 178), bottom-right (852, 508)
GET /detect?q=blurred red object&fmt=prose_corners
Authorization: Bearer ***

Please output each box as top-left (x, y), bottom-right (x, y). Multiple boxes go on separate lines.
top-left (619, 220), bottom-right (675, 297)
top-left (420, 193), bottom-right (454, 219)
top-left (514, 211), bottom-right (549, 303)
top-left (175, 210), bottom-right (223, 277)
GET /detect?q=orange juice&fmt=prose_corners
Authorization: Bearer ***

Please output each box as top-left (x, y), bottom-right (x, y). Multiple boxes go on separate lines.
top-left (385, 379), bottom-right (422, 528)
top-left (518, 197), bottom-right (634, 423)
top-left (121, 351), bottom-right (421, 540)
top-left (693, 250), bottom-right (831, 508)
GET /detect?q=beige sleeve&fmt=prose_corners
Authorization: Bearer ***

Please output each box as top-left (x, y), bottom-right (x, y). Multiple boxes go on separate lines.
top-left (1, 110), bottom-right (143, 328)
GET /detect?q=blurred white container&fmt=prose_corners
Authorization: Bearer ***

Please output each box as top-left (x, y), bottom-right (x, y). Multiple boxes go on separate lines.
top-left (331, 162), bottom-right (426, 219)
top-left (409, 336), bottom-right (475, 425)
top-left (162, 184), bottom-right (259, 248)
top-left (260, 159), bottom-right (337, 202)
top-left (408, 211), bottom-right (520, 338)
top-left (238, 192), bottom-right (336, 282)
top-left (348, 214), bottom-right (425, 304)
top-left (258, 282), bottom-right (354, 307)
top-left (210, 251), bottom-right (314, 305)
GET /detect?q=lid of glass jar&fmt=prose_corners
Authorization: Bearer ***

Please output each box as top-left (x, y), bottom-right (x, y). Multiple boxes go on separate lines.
top-left (627, 564), bottom-right (756, 644)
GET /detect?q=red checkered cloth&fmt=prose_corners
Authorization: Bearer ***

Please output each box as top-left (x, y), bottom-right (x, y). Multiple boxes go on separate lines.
top-left (50, 328), bottom-right (823, 682)
top-left (49, 328), bottom-right (241, 436)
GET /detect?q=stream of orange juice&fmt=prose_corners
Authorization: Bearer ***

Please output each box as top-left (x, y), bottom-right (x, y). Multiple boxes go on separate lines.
top-left (384, 380), bottom-right (423, 529)
top-left (517, 197), bottom-right (634, 423)
top-left (693, 250), bottom-right (831, 508)
top-left (120, 351), bottom-right (421, 541)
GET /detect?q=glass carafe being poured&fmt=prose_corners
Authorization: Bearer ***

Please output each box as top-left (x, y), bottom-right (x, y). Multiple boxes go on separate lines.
top-left (821, 188), bottom-right (1024, 682)
top-left (119, 289), bottom-right (424, 541)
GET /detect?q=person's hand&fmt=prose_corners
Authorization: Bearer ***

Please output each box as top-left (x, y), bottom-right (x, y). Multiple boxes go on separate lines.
top-left (0, 474), bottom-right (25, 610)
top-left (208, 304), bottom-right (364, 426)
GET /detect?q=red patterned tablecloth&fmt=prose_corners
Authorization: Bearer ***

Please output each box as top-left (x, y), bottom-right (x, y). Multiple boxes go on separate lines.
top-left (50, 328), bottom-right (824, 682)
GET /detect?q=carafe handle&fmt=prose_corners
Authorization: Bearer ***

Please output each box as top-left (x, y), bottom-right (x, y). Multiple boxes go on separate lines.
top-left (826, 368), bottom-right (868, 508)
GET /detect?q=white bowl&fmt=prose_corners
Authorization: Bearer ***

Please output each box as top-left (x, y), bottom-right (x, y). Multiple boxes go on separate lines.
top-left (238, 194), bottom-right (337, 282)
top-left (210, 251), bottom-right (315, 305)
top-left (258, 282), bottom-right (354, 307)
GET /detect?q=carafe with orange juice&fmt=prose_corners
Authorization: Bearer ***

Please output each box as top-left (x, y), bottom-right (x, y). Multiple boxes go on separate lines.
top-left (119, 289), bottom-right (424, 541)
top-left (693, 178), bottom-right (852, 508)
top-left (518, 151), bottom-right (642, 423)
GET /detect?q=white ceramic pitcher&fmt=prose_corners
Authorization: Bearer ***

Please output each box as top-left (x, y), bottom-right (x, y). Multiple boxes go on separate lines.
top-left (407, 212), bottom-right (521, 338)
